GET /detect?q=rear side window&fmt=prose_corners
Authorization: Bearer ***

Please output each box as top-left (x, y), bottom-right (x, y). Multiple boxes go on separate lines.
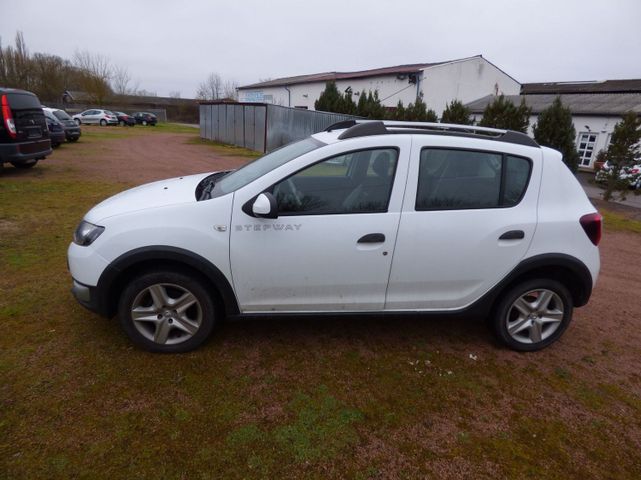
top-left (53, 110), bottom-right (72, 121)
top-left (416, 148), bottom-right (531, 210)
top-left (7, 93), bottom-right (41, 110)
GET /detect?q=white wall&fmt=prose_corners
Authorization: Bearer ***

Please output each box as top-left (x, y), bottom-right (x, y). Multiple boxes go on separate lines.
top-left (238, 56), bottom-right (521, 116)
top-left (421, 57), bottom-right (521, 117)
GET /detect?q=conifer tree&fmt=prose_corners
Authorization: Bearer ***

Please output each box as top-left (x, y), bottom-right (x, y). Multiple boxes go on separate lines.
top-left (602, 112), bottom-right (641, 201)
top-left (479, 95), bottom-right (531, 133)
top-left (533, 97), bottom-right (579, 172)
top-left (314, 81), bottom-right (341, 112)
top-left (441, 100), bottom-right (472, 125)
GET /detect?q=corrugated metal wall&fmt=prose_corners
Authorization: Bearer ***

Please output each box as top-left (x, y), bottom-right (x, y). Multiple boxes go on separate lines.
top-left (199, 103), bottom-right (357, 152)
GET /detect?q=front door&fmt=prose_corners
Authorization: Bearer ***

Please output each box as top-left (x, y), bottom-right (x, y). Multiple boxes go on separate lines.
top-left (229, 140), bottom-right (410, 312)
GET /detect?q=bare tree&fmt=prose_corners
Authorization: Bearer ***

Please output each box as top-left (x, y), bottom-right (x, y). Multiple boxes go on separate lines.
top-left (112, 65), bottom-right (132, 95)
top-left (168, 90), bottom-right (181, 98)
top-left (222, 79), bottom-right (239, 100)
top-left (73, 50), bottom-right (112, 104)
top-left (196, 72), bottom-right (223, 100)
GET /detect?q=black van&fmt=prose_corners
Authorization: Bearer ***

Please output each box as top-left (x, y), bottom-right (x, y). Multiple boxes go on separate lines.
top-left (1, 87), bottom-right (51, 169)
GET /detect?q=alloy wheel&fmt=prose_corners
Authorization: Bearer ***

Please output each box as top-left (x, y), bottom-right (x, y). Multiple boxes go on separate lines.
top-left (505, 289), bottom-right (564, 344)
top-left (130, 283), bottom-right (202, 345)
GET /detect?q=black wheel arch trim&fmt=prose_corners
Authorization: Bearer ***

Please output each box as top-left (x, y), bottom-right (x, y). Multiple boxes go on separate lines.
top-left (469, 253), bottom-right (593, 316)
top-left (95, 246), bottom-right (240, 318)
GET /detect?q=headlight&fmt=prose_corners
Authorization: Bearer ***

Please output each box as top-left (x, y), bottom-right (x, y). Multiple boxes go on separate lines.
top-left (73, 220), bottom-right (105, 246)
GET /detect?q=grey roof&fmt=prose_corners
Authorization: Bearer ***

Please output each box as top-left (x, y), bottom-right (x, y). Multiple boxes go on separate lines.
top-left (239, 56), bottom-right (483, 90)
top-left (522, 79), bottom-right (641, 95)
top-left (465, 94), bottom-right (641, 116)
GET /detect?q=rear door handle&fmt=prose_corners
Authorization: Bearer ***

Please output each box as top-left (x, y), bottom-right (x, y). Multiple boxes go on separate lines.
top-left (358, 233), bottom-right (385, 243)
top-left (499, 230), bottom-right (525, 240)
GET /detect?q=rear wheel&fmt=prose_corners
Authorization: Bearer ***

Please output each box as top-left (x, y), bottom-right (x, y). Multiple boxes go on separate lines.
top-left (100, 119), bottom-right (107, 126)
top-left (11, 160), bottom-right (38, 169)
top-left (75, 119), bottom-right (81, 125)
top-left (491, 279), bottom-right (573, 351)
top-left (118, 270), bottom-right (217, 353)
top-left (119, 120), bottom-right (125, 126)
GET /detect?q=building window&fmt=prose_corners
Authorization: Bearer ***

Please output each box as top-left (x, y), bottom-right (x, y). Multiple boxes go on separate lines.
top-left (577, 132), bottom-right (598, 167)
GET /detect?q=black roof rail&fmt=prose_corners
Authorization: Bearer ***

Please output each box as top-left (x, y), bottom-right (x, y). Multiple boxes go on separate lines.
top-left (329, 120), bottom-right (540, 148)
top-left (325, 120), bottom-right (358, 132)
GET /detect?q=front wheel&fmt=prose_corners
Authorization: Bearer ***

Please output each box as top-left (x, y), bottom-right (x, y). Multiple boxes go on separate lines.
top-left (491, 279), bottom-right (573, 352)
top-left (142, 120), bottom-right (148, 126)
top-left (118, 270), bottom-right (217, 353)
top-left (75, 119), bottom-right (81, 125)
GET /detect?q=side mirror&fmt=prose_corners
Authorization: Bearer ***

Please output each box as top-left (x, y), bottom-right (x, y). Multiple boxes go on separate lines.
top-left (252, 192), bottom-right (278, 219)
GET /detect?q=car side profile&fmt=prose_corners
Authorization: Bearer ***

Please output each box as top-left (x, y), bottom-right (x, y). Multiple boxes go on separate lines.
top-left (68, 120), bottom-right (601, 353)
top-left (72, 109), bottom-right (118, 126)
top-left (132, 112), bottom-right (157, 126)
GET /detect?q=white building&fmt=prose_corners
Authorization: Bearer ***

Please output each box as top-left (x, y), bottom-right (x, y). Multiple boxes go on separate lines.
top-left (466, 79), bottom-right (641, 170)
top-left (238, 55), bottom-right (520, 116)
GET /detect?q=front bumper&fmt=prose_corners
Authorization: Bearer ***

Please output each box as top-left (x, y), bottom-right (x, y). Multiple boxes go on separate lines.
top-left (64, 127), bottom-right (81, 140)
top-left (71, 279), bottom-right (107, 316)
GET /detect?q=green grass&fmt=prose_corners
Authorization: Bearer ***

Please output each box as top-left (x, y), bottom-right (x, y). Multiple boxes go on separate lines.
top-left (601, 209), bottom-right (641, 233)
top-left (1, 129), bottom-right (641, 479)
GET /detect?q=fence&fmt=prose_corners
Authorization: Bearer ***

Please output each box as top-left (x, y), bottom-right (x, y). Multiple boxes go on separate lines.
top-left (199, 102), bottom-right (359, 152)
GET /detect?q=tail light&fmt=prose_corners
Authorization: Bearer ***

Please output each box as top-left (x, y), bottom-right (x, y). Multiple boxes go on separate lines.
top-left (1, 94), bottom-right (17, 138)
top-left (580, 213), bottom-right (602, 246)
top-left (631, 168), bottom-right (639, 174)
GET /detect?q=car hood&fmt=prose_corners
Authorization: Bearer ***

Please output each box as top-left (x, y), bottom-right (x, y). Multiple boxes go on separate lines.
top-left (85, 172), bottom-right (213, 223)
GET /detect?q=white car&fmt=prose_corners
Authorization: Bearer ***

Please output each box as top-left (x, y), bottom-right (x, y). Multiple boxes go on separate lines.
top-left (68, 121), bottom-right (601, 353)
top-left (72, 109), bottom-right (118, 126)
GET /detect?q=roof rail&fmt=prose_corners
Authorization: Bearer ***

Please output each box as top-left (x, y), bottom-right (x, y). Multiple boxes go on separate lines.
top-left (329, 120), bottom-right (539, 148)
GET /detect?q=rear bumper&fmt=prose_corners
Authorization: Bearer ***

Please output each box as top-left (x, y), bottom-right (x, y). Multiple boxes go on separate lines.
top-left (0, 139), bottom-right (52, 163)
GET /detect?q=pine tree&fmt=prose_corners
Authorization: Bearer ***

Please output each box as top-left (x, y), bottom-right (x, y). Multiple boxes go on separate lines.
top-left (367, 90), bottom-right (386, 119)
top-left (441, 100), bottom-right (472, 125)
top-left (342, 90), bottom-right (356, 115)
top-left (479, 95), bottom-right (531, 133)
top-left (393, 100), bottom-right (406, 120)
top-left (602, 112), bottom-right (641, 201)
top-left (533, 97), bottom-right (579, 172)
top-left (356, 90), bottom-right (368, 117)
top-left (314, 81), bottom-right (341, 112)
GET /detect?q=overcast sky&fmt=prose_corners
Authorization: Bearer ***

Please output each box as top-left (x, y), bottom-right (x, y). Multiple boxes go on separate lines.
top-left (1, 0), bottom-right (640, 98)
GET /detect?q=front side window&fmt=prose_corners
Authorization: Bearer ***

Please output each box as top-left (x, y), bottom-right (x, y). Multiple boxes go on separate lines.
top-left (416, 148), bottom-right (531, 210)
top-left (273, 148), bottom-right (398, 215)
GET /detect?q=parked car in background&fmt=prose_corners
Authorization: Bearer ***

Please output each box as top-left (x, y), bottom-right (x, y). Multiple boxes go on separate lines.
top-left (112, 111), bottom-right (135, 126)
top-left (43, 107), bottom-right (81, 142)
top-left (68, 120), bottom-right (601, 353)
top-left (595, 160), bottom-right (641, 189)
top-left (1, 87), bottom-right (51, 169)
top-left (45, 116), bottom-right (66, 148)
top-left (72, 109), bottom-right (118, 126)
top-left (132, 112), bottom-right (157, 126)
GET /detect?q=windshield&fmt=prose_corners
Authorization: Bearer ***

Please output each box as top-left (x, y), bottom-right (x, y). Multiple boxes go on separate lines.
top-left (52, 109), bottom-right (72, 121)
top-left (211, 137), bottom-right (324, 196)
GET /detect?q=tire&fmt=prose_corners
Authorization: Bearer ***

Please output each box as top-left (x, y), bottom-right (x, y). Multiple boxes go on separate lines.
top-left (491, 278), bottom-right (573, 352)
top-left (75, 119), bottom-right (81, 126)
top-left (142, 120), bottom-right (147, 126)
top-left (118, 269), bottom-right (217, 353)
top-left (100, 119), bottom-right (107, 126)
top-left (69, 137), bottom-right (79, 142)
top-left (119, 120), bottom-right (125, 127)
top-left (11, 159), bottom-right (38, 169)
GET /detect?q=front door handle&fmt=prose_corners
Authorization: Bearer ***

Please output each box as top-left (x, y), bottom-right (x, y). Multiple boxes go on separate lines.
top-left (499, 230), bottom-right (525, 240)
top-left (358, 233), bottom-right (385, 243)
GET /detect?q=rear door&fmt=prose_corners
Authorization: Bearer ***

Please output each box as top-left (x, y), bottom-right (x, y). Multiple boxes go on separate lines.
top-left (386, 136), bottom-right (541, 311)
top-left (8, 93), bottom-right (47, 141)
